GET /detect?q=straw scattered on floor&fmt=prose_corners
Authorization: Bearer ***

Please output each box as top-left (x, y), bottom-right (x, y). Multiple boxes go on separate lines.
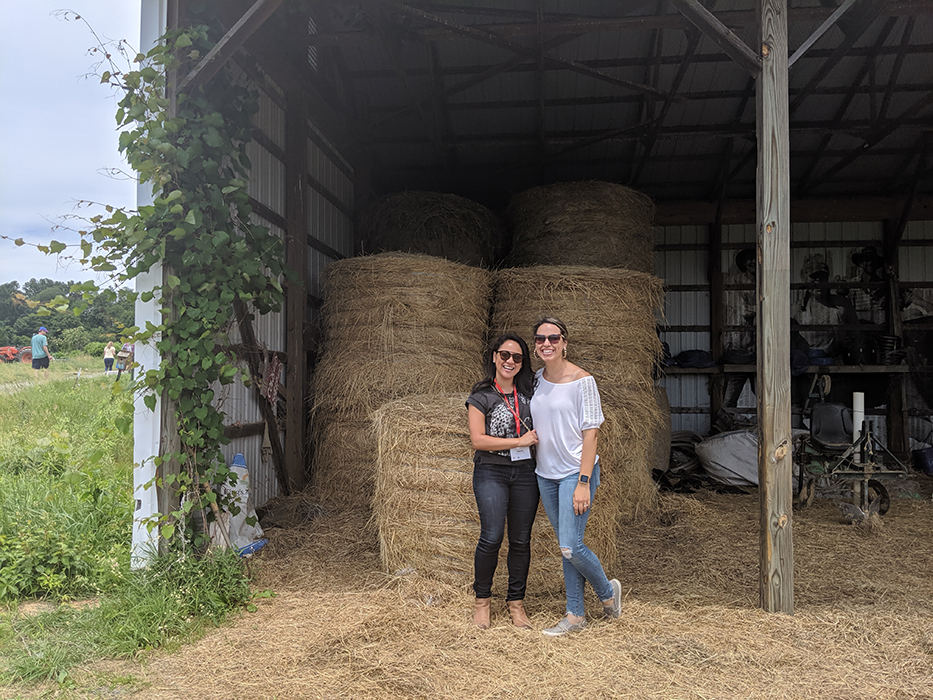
top-left (57, 488), bottom-right (933, 700)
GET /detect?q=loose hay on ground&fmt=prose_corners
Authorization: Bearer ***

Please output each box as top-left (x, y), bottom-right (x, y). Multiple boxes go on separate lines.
top-left (67, 489), bottom-right (933, 700)
top-left (507, 181), bottom-right (657, 272)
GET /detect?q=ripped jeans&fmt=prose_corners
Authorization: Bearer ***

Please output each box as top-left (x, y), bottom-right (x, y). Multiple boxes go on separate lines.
top-left (537, 462), bottom-right (613, 617)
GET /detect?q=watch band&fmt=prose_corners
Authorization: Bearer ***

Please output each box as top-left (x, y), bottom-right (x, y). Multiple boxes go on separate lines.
top-left (578, 474), bottom-right (589, 484)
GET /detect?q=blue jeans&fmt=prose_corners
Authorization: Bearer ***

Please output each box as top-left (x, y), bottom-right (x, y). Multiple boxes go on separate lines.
top-left (537, 462), bottom-right (613, 617)
top-left (472, 462), bottom-right (539, 601)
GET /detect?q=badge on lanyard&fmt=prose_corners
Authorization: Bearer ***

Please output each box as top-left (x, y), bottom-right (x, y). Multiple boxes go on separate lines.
top-left (495, 380), bottom-right (531, 462)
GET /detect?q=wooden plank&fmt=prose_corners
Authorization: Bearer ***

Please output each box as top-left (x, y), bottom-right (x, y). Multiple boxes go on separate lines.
top-left (224, 421), bottom-right (266, 439)
top-left (383, 0), bottom-right (673, 100)
top-left (788, 0), bottom-right (857, 67)
top-left (284, 91), bottom-right (309, 492)
top-left (177, 0), bottom-right (283, 93)
top-left (654, 193), bottom-right (933, 225)
top-left (756, 0), bottom-right (794, 615)
top-left (671, 0), bottom-right (761, 77)
top-left (233, 299), bottom-right (291, 495)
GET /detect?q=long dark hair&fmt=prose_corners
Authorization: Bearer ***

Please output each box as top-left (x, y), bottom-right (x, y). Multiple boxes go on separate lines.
top-left (470, 333), bottom-right (535, 397)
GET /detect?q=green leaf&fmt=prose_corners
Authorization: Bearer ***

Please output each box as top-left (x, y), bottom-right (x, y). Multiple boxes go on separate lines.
top-left (160, 524), bottom-right (176, 540)
top-left (165, 274), bottom-right (181, 289)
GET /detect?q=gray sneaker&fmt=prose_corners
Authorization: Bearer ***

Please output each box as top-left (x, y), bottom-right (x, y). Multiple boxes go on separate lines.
top-left (542, 615), bottom-right (587, 637)
top-left (603, 579), bottom-right (622, 618)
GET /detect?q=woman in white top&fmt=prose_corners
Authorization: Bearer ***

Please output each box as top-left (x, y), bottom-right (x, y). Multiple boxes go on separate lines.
top-left (103, 341), bottom-right (116, 373)
top-left (529, 317), bottom-right (621, 636)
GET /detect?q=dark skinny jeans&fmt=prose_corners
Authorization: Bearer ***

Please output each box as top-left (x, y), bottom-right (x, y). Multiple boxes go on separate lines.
top-left (472, 462), bottom-right (539, 601)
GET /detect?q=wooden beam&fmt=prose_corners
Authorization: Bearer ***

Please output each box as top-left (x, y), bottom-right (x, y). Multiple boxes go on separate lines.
top-left (789, 0), bottom-right (886, 112)
top-left (655, 193), bottom-right (933, 225)
top-left (224, 421), bottom-right (266, 439)
top-left (233, 299), bottom-right (292, 495)
top-left (788, 0), bottom-right (857, 67)
top-left (794, 16), bottom-right (898, 197)
top-left (879, 17), bottom-right (915, 123)
top-left (756, 0), bottom-right (794, 615)
top-left (177, 0), bottom-right (283, 93)
top-left (382, 0), bottom-right (673, 100)
top-left (308, 4), bottom-right (933, 46)
top-left (670, 0), bottom-right (761, 77)
top-left (284, 91), bottom-right (309, 492)
top-left (631, 22), bottom-right (703, 186)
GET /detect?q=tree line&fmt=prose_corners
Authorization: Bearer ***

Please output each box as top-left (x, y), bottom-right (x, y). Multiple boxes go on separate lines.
top-left (0, 279), bottom-right (134, 356)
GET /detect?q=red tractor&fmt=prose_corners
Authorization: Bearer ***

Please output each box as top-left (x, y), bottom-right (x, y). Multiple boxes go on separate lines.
top-left (0, 346), bottom-right (32, 363)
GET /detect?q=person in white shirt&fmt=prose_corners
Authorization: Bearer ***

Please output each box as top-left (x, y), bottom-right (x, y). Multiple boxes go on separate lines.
top-left (529, 317), bottom-right (622, 636)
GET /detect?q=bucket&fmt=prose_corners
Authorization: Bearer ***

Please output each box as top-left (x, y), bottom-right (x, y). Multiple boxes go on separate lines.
top-left (912, 447), bottom-right (933, 476)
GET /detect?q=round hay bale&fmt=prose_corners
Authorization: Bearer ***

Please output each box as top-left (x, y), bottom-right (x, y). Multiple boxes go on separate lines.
top-left (507, 181), bottom-right (656, 271)
top-left (491, 265), bottom-right (665, 393)
top-left (358, 191), bottom-right (507, 268)
top-left (310, 253), bottom-right (492, 507)
top-left (373, 394), bottom-right (656, 591)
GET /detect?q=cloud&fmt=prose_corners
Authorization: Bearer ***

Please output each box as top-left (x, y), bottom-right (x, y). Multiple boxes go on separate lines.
top-left (0, 1), bottom-right (141, 284)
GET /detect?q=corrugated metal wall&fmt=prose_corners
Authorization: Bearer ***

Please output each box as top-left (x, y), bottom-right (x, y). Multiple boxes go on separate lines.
top-left (657, 220), bottom-right (933, 440)
top-left (306, 121), bottom-right (355, 330)
top-left (210, 71), bottom-right (288, 506)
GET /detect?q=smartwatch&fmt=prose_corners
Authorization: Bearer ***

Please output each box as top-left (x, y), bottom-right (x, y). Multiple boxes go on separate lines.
top-left (578, 474), bottom-right (590, 485)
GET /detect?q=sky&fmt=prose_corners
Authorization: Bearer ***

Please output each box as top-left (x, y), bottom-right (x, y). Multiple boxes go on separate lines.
top-left (0, 1), bottom-right (142, 287)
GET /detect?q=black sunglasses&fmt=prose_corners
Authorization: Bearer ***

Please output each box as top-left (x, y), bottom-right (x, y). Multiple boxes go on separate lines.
top-left (495, 350), bottom-right (524, 363)
top-left (534, 334), bottom-right (563, 345)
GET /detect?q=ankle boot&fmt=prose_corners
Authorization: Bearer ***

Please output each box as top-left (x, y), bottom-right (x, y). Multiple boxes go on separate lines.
top-left (507, 599), bottom-right (532, 629)
top-left (473, 597), bottom-right (491, 629)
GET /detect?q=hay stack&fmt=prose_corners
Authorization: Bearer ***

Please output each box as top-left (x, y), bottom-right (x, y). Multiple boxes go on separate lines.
top-left (507, 181), bottom-right (656, 271)
top-left (310, 253), bottom-right (492, 506)
top-left (358, 191), bottom-right (506, 268)
top-left (374, 394), bottom-right (652, 591)
top-left (491, 265), bottom-right (665, 392)
top-left (491, 264), bottom-right (664, 519)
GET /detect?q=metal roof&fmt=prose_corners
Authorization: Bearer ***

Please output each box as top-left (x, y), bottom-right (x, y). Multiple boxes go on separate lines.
top-left (247, 0), bottom-right (933, 208)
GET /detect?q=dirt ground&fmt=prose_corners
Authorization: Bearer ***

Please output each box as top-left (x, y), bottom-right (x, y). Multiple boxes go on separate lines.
top-left (12, 480), bottom-right (933, 700)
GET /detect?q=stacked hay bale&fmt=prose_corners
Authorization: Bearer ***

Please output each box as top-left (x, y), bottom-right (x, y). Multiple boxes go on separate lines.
top-left (507, 181), bottom-right (656, 272)
top-left (373, 393), bottom-right (652, 591)
top-left (489, 266), bottom-right (666, 570)
top-left (358, 191), bottom-right (507, 268)
top-left (310, 253), bottom-right (491, 507)
top-left (373, 394), bottom-right (559, 590)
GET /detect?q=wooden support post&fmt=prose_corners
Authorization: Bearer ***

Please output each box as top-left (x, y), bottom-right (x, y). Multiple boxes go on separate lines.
top-left (756, 0), bottom-right (794, 615)
top-left (285, 91), bottom-right (309, 491)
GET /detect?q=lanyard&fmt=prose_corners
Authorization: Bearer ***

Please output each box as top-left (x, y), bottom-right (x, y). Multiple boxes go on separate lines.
top-left (494, 380), bottom-right (522, 435)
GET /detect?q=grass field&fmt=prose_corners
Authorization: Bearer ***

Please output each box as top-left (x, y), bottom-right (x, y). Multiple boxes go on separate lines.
top-left (0, 367), bottom-right (253, 692)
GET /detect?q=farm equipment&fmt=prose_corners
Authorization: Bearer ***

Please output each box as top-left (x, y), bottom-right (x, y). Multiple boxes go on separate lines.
top-left (0, 346), bottom-right (32, 363)
top-left (794, 374), bottom-right (909, 521)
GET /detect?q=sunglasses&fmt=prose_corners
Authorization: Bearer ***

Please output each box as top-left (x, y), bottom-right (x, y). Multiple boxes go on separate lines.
top-left (534, 334), bottom-right (563, 345)
top-left (495, 350), bottom-right (524, 363)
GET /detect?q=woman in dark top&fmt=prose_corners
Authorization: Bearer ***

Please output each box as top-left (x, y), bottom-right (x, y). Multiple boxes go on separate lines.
top-left (465, 333), bottom-right (539, 630)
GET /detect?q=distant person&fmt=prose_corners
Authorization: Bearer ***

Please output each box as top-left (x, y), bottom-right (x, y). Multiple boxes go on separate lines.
top-left (103, 341), bottom-right (116, 373)
top-left (30, 326), bottom-right (53, 379)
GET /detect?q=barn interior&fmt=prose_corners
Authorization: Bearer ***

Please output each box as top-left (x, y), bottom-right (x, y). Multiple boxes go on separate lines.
top-left (175, 0), bottom-right (933, 498)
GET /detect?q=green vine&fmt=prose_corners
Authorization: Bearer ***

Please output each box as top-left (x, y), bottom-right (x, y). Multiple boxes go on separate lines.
top-left (78, 19), bottom-right (289, 545)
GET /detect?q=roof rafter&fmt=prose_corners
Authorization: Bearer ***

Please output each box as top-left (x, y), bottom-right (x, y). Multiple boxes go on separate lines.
top-left (669, 0), bottom-right (760, 77)
top-left (379, 0), bottom-right (674, 100)
top-left (307, 3), bottom-right (933, 46)
top-left (794, 16), bottom-right (898, 197)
